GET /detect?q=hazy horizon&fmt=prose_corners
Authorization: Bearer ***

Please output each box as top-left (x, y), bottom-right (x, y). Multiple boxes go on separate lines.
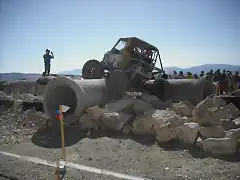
top-left (0, 0), bottom-right (239, 74)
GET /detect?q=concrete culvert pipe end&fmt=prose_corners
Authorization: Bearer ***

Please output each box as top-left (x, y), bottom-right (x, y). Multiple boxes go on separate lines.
top-left (43, 76), bottom-right (108, 125)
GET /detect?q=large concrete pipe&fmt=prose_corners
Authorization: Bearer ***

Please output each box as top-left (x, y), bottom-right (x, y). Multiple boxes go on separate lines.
top-left (43, 70), bottom-right (128, 125)
top-left (145, 75), bottom-right (214, 105)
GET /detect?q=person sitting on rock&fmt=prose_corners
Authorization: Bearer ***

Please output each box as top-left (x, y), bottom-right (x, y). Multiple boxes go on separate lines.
top-left (43, 49), bottom-right (54, 76)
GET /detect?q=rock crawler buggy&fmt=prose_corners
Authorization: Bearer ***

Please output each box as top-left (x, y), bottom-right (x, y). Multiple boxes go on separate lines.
top-left (82, 37), bottom-right (164, 88)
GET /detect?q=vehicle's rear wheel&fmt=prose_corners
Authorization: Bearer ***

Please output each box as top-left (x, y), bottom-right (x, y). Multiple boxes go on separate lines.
top-left (82, 59), bottom-right (104, 79)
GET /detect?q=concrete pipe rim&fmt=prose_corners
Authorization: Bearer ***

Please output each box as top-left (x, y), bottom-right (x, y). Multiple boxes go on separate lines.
top-left (43, 76), bottom-right (86, 125)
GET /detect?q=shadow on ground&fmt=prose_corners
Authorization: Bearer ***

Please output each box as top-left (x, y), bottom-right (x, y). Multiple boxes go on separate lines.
top-left (86, 130), bottom-right (156, 146)
top-left (31, 126), bottom-right (85, 148)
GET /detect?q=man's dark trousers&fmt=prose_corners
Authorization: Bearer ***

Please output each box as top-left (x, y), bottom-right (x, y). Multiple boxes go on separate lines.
top-left (45, 62), bottom-right (51, 76)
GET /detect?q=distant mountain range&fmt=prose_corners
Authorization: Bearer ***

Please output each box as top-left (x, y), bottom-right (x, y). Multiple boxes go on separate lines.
top-left (1, 64), bottom-right (240, 81)
top-left (58, 69), bottom-right (82, 75)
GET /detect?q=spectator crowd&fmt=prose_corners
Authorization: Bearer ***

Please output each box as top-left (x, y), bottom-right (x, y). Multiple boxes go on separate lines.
top-left (160, 69), bottom-right (240, 94)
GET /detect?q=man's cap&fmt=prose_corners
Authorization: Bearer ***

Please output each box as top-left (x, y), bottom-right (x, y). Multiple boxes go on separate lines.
top-left (46, 49), bottom-right (50, 51)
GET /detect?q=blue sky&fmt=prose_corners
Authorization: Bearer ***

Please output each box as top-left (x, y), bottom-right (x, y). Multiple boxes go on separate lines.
top-left (0, 0), bottom-right (239, 73)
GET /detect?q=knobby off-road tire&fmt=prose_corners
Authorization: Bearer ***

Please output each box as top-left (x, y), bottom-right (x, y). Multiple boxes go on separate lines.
top-left (82, 59), bottom-right (104, 79)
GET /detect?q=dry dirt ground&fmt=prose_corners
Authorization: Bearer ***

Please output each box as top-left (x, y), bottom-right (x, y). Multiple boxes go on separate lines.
top-left (0, 105), bottom-right (240, 180)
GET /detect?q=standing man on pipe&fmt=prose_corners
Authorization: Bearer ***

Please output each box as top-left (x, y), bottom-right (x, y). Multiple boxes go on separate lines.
top-left (43, 49), bottom-right (54, 76)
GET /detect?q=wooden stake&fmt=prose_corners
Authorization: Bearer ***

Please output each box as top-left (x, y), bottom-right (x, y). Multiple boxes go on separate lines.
top-left (55, 160), bottom-right (61, 180)
top-left (59, 105), bottom-right (66, 161)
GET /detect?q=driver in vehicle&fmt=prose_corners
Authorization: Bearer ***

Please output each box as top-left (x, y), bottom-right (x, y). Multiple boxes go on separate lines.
top-left (120, 39), bottom-right (134, 69)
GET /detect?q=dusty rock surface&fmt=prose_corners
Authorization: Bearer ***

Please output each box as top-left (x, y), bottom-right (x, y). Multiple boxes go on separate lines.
top-left (0, 89), bottom-right (240, 180)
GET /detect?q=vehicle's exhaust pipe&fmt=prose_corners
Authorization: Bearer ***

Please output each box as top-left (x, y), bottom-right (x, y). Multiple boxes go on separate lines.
top-left (43, 70), bottom-right (128, 125)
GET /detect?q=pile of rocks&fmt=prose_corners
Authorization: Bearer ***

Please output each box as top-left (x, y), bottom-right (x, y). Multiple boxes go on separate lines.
top-left (79, 93), bottom-right (240, 156)
top-left (0, 76), bottom-right (55, 96)
top-left (0, 91), bottom-right (43, 112)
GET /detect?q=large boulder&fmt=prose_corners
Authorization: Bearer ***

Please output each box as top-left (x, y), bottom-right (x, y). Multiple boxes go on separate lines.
top-left (200, 96), bottom-right (215, 109)
top-left (156, 117), bottom-right (181, 143)
top-left (178, 122), bottom-right (199, 144)
top-left (199, 125), bottom-right (226, 139)
top-left (86, 106), bottom-right (105, 120)
top-left (132, 109), bottom-right (180, 136)
top-left (212, 103), bottom-right (240, 121)
top-left (100, 112), bottom-right (133, 131)
top-left (192, 100), bottom-right (219, 126)
top-left (173, 101), bottom-right (194, 117)
top-left (196, 137), bottom-right (237, 155)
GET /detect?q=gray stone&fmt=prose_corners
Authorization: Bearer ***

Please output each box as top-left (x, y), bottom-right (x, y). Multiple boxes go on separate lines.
top-left (178, 122), bottom-right (199, 144)
top-left (156, 122), bottom-right (180, 143)
top-left (199, 125), bottom-right (226, 139)
top-left (132, 109), bottom-right (180, 136)
top-left (196, 137), bottom-right (237, 155)
top-left (173, 101), bottom-right (194, 117)
top-left (192, 100), bottom-right (215, 125)
top-left (101, 112), bottom-right (133, 131)
top-left (212, 103), bottom-right (240, 121)
top-left (86, 106), bottom-right (105, 120)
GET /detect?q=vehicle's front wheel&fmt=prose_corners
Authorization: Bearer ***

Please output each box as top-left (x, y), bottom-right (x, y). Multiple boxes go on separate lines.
top-left (82, 59), bottom-right (104, 79)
